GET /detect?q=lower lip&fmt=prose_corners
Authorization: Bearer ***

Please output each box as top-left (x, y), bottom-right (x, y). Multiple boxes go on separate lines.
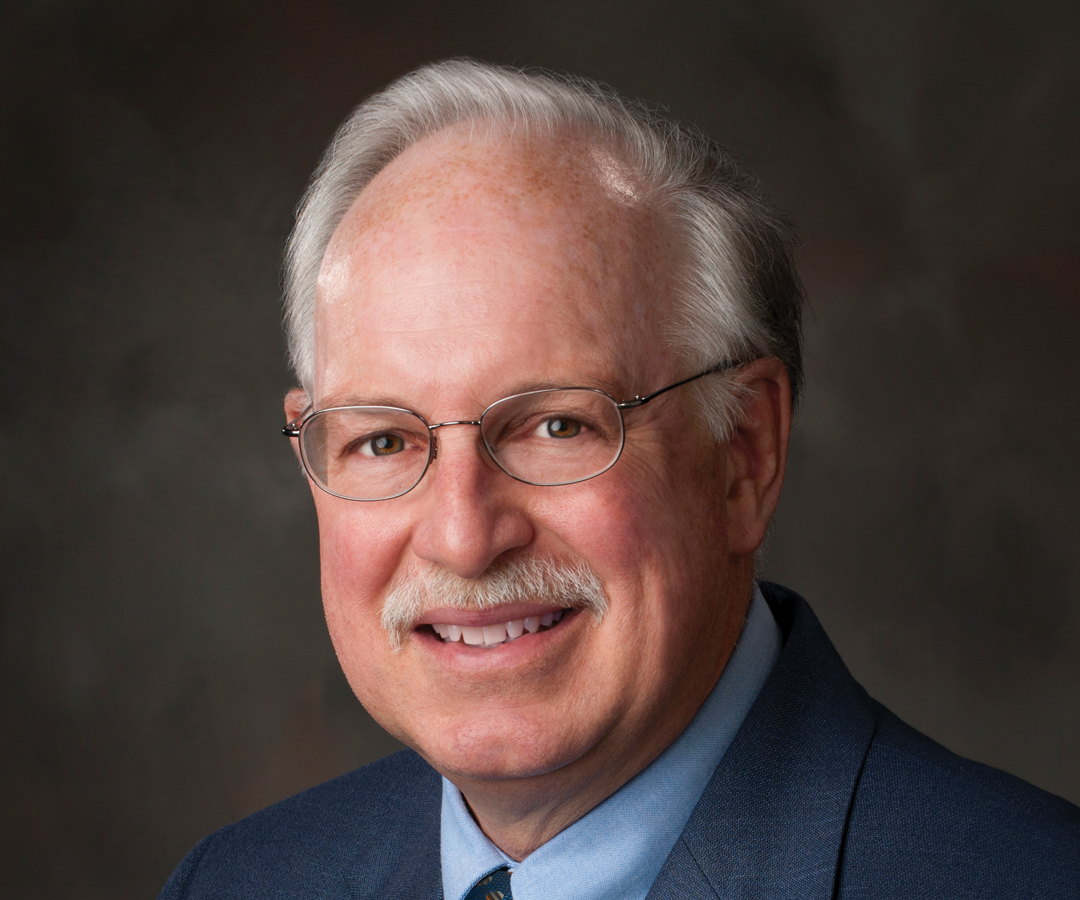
top-left (414, 608), bottom-right (582, 671)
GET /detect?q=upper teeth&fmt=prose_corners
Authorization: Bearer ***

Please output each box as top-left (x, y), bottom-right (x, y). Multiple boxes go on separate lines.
top-left (432, 610), bottom-right (565, 646)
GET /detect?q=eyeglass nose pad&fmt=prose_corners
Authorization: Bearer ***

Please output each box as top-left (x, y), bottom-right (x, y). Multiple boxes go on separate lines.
top-left (429, 430), bottom-right (439, 462)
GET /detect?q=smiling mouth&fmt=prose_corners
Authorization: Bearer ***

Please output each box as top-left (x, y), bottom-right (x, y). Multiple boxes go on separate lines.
top-left (428, 609), bottom-right (569, 647)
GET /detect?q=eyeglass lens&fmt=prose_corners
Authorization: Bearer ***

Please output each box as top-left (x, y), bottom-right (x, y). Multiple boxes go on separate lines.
top-left (299, 389), bottom-right (626, 501)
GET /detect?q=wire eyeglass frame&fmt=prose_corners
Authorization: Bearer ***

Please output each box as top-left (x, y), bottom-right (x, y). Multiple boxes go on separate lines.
top-left (282, 360), bottom-right (743, 501)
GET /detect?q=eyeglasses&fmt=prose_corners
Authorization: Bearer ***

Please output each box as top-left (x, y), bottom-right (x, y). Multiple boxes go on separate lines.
top-left (282, 361), bottom-right (741, 501)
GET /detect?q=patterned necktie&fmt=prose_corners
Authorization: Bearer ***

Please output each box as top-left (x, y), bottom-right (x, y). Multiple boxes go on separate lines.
top-left (464, 867), bottom-right (513, 900)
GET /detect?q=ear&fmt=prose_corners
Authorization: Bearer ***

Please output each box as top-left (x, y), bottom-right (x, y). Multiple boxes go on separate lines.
top-left (284, 387), bottom-right (310, 464)
top-left (724, 357), bottom-right (791, 555)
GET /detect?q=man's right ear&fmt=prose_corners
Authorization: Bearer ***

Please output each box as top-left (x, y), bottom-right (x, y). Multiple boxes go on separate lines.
top-left (284, 387), bottom-right (310, 464)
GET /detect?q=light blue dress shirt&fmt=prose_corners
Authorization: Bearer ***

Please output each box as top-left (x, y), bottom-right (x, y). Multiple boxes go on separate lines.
top-left (440, 584), bottom-right (781, 900)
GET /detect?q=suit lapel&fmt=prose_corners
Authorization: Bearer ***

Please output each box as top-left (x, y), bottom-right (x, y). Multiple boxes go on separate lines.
top-left (646, 835), bottom-right (723, 899)
top-left (647, 584), bottom-right (877, 900)
top-left (342, 752), bottom-right (444, 900)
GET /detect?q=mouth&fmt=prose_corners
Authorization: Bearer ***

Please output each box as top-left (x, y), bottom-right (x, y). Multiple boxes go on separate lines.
top-left (424, 608), bottom-right (571, 648)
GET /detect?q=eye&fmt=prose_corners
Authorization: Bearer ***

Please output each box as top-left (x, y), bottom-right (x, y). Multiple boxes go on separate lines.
top-left (539, 417), bottom-right (582, 439)
top-left (360, 432), bottom-right (406, 456)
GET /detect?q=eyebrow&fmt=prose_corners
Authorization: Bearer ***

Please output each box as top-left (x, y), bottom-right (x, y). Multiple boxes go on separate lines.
top-left (317, 393), bottom-right (415, 410)
top-left (316, 376), bottom-right (628, 413)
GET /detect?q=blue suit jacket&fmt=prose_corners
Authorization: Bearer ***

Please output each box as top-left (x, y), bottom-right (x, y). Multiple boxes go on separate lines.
top-left (160, 583), bottom-right (1080, 898)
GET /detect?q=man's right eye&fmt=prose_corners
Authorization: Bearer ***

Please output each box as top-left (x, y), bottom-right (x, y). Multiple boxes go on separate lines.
top-left (359, 433), bottom-right (406, 456)
top-left (536, 416), bottom-right (583, 439)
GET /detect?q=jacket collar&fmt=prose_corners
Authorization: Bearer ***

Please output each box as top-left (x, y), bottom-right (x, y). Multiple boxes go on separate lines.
top-left (646, 582), bottom-right (879, 900)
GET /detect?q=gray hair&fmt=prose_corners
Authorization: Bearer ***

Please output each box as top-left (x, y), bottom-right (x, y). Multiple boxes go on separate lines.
top-left (284, 59), bottom-right (804, 440)
top-left (380, 555), bottom-right (608, 651)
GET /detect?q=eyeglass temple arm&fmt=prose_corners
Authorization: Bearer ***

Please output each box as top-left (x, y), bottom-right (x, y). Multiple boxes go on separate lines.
top-left (281, 362), bottom-right (743, 431)
top-left (616, 360), bottom-right (742, 410)
top-left (282, 405), bottom-right (313, 438)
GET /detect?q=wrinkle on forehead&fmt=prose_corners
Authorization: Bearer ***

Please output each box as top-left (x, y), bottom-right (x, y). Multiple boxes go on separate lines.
top-left (338, 124), bottom-right (649, 234)
top-left (315, 124), bottom-right (681, 390)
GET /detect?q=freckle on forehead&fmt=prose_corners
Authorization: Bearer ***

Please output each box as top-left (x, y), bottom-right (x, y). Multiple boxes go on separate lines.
top-left (331, 125), bottom-right (656, 263)
top-left (316, 123), bottom-right (679, 392)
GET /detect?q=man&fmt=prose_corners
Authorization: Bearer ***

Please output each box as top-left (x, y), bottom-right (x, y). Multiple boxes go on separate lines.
top-left (161, 60), bottom-right (1079, 899)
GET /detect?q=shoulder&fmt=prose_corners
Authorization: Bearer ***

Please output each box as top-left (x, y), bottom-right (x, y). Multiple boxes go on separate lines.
top-left (158, 750), bottom-right (442, 900)
top-left (753, 582), bottom-right (1080, 898)
top-left (840, 704), bottom-right (1080, 897)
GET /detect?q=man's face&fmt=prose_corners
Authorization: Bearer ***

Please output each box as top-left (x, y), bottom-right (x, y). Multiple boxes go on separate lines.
top-left (301, 129), bottom-right (744, 795)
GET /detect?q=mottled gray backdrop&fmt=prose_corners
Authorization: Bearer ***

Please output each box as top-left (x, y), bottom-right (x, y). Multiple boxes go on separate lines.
top-left (2, 0), bottom-right (1078, 897)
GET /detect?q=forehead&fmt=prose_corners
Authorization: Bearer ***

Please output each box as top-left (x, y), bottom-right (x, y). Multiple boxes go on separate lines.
top-left (313, 126), bottom-right (678, 405)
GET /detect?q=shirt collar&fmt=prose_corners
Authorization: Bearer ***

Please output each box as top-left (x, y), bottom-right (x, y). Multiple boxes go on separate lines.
top-left (441, 583), bottom-right (781, 900)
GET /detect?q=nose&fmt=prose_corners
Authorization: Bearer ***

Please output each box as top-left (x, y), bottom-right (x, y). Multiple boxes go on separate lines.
top-left (410, 424), bottom-right (534, 579)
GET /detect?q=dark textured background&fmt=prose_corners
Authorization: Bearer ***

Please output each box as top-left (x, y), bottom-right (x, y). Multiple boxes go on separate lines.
top-left (2, 1), bottom-right (1078, 897)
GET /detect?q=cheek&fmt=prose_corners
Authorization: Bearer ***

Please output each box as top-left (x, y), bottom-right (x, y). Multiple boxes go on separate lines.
top-left (317, 500), bottom-right (406, 589)
top-left (315, 500), bottom-right (411, 659)
top-left (315, 503), bottom-right (419, 734)
top-left (564, 444), bottom-right (722, 560)
top-left (563, 441), bottom-right (730, 652)
top-left (534, 462), bottom-right (721, 633)
top-left (535, 477), bottom-right (644, 577)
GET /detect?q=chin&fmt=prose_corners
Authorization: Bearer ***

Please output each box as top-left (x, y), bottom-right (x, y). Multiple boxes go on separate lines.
top-left (417, 716), bottom-right (595, 784)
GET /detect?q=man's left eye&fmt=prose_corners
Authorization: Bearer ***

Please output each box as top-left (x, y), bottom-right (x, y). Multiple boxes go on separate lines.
top-left (363, 432), bottom-right (406, 456)
top-left (540, 417), bottom-right (582, 439)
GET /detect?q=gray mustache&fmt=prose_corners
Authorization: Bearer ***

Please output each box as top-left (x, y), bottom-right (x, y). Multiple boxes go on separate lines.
top-left (381, 556), bottom-right (609, 650)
